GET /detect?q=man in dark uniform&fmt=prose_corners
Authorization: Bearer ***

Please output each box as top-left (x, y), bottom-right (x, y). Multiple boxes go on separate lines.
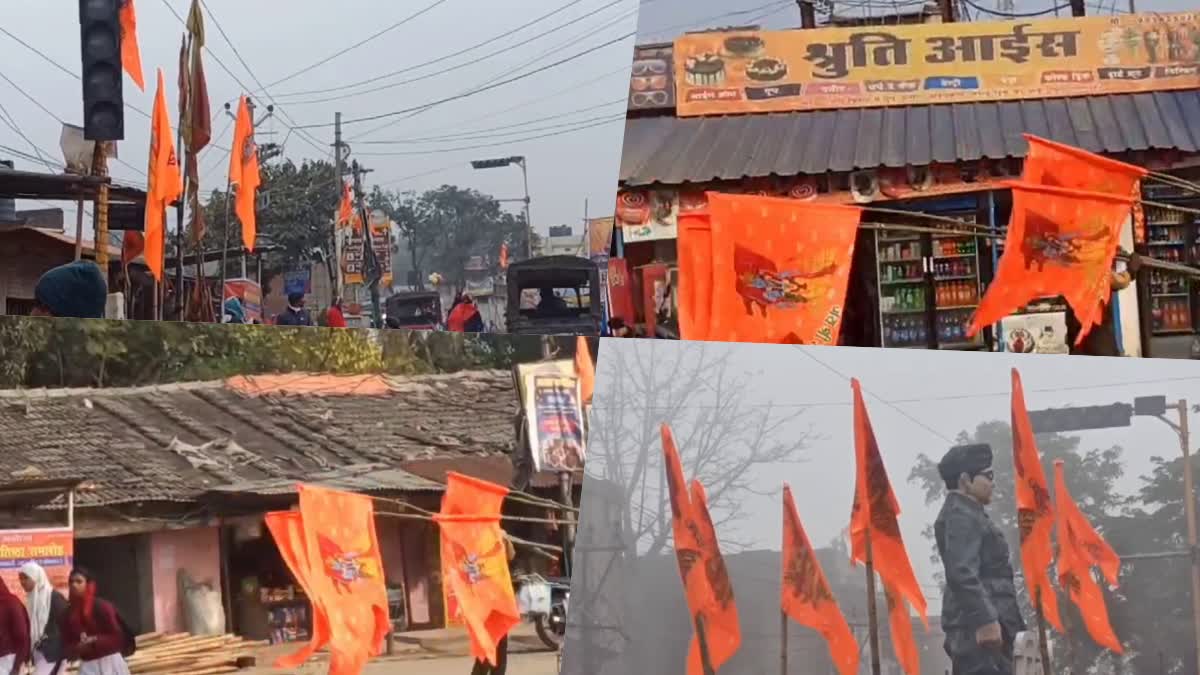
top-left (935, 443), bottom-right (1027, 675)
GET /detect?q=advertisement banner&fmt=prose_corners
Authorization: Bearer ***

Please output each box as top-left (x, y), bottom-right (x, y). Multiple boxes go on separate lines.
top-left (607, 258), bottom-right (636, 325)
top-left (223, 279), bottom-right (263, 323)
top-left (674, 11), bottom-right (1200, 116)
top-left (341, 211), bottom-right (394, 288)
top-left (616, 190), bottom-right (678, 243)
top-left (516, 361), bottom-right (585, 473)
top-left (0, 528), bottom-right (73, 601)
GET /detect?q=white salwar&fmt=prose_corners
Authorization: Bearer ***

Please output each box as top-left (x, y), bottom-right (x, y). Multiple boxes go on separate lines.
top-left (77, 654), bottom-right (130, 675)
top-left (0, 654), bottom-right (13, 674)
top-left (31, 651), bottom-right (63, 675)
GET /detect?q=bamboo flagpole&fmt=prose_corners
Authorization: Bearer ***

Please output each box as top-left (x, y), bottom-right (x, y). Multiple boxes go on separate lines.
top-left (780, 609), bottom-right (788, 675)
top-left (862, 528), bottom-right (882, 675)
top-left (1035, 588), bottom-right (1052, 675)
top-left (694, 614), bottom-right (717, 675)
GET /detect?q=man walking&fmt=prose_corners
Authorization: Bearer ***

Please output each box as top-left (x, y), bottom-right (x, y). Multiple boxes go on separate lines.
top-left (935, 443), bottom-right (1026, 675)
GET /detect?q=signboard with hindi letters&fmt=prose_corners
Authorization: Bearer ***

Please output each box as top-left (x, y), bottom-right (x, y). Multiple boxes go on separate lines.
top-left (674, 11), bottom-right (1200, 116)
top-left (0, 528), bottom-right (73, 602)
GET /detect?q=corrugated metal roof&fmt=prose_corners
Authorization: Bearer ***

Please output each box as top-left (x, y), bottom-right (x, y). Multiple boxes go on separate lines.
top-left (619, 90), bottom-right (1200, 186)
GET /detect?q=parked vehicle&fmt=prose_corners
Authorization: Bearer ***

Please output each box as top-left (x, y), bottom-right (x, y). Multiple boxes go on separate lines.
top-left (515, 573), bottom-right (570, 650)
top-left (383, 290), bottom-right (442, 330)
top-left (505, 256), bottom-right (602, 336)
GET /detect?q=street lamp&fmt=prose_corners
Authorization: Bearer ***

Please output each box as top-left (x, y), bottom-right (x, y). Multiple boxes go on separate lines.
top-left (471, 155), bottom-right (532, 259)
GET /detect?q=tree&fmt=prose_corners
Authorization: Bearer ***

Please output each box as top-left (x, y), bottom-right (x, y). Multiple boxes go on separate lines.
top-left (368, 185), bottom-right (530, 290)
top-left (199, 159), bottom-right (340, 287)
top-left (908, 421), bottom-right (1130, 674)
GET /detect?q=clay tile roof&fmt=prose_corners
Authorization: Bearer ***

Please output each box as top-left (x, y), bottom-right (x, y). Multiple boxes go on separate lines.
top-left (0, 370), bottom-right (517, 508)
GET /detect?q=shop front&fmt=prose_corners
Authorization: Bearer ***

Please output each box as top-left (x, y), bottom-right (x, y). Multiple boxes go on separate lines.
top-left (613, 11), bottom-right (1200, 357)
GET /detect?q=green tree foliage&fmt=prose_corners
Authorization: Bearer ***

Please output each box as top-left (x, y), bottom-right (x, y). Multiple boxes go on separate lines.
top-left (368, 184), bottom-right (531, 289)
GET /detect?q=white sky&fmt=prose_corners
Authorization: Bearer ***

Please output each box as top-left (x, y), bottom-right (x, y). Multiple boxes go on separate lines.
top-left (1, 0), bottom-right (635, 238)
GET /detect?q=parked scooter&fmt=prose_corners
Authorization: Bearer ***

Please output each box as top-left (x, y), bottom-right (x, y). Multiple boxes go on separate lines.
top-left (515, 573), bottom-right (570, 650)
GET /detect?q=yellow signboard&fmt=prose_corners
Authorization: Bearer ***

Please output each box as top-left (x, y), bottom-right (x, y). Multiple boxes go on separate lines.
top-left (674, 11), bottom-right (1200, 116)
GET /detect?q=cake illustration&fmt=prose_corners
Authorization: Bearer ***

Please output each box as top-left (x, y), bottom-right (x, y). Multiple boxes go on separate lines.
top-left (684, 53), bottom-right (726, 86)
top-left (745, 57), bottom-right (788, 82)
top-left (723, 35), bottom-right (765, 59)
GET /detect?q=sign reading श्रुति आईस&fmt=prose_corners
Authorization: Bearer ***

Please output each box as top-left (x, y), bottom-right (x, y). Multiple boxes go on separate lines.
top-left (673, 11), bottom-right (1200, 116)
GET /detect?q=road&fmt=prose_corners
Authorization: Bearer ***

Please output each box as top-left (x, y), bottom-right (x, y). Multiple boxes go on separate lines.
top-left (360, 652), bottom-right (558, 673)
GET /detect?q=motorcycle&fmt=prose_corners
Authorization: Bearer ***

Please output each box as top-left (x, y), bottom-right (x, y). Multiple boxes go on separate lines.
top-left (515, 573), bottom-right (570, 650)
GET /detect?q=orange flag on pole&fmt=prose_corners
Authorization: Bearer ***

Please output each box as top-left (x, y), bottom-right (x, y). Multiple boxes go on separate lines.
top-left (1053, 461), bottom-right (1122, 653)
top-left (1022, 134), bottom-right (1147, 196)
top-left (677, 212), bottom-right (714, 340)
top-left (434, 473), bottom-right (520, 667)
top-left (229, 96), bottom-right (261, 252)
top-left (1010, 369), bottom-right (1062, 632)
top-left (298, 485), bottom-right (389, 675)
top-left (849, 378), bottom-right (927, 675)
top-left (967, 182), bottom-right (1134, 345)
top-left (336, 181), bottom-right (354, 229)
top-left (263, 511), bottom-right (331, 669)
top-left (704, 192), bottom-right (859, 344)
top-left (661, 424), bottom-right (741, 675)
top-left (688, 480), bottom-right (742, 674)
top-left (781, 484), bottom-right (858, 675)
top-left (118, 0), bottom-right (145, 91)
top-left (574, 336), bottom-right (594, 404)
top-left (144, 69), bottom-right (181, 282)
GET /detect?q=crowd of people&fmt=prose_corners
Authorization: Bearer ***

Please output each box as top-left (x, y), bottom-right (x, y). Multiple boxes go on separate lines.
top-left (0, 565), bottom-right (135, 675)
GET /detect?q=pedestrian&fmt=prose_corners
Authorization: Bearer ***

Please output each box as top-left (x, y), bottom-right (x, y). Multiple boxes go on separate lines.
top-left (607, 317), bottom-right (633, 337)
top-left (326, 298), bottom-right (347, 328)
top-left (221, 297), bottom-right (246, 325)
top-left (61, 568), bottom-right (135, 675)
top-left (935, 443), bottom-right (1026, 675)
top-left (0, 576), bottom-right (29, 675)
top-left (19, 563), bottom-right (67, 675)
top-left (446, 294), bottom-right (484, 333)
top-left (30, 261), bottom-right (108, 319)
top-left (469, 532), bottom-right (517, 675)
top-left (275, 292), bottom-right (312, 327)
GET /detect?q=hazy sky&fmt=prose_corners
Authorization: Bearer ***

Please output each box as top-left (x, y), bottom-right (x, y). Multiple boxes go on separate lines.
top-left (1, 0), bottom-right (635, 237)
top-left (586, 339), bottom-right (1200, 608)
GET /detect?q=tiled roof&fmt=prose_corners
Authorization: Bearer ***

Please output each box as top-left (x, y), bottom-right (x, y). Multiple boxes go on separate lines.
top-left (620, 89), bottom-right (1200, 185)
top-left (0, 370), bottom-right (517, 508)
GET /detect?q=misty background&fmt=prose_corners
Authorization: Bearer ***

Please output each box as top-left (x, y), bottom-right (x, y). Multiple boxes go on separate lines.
top-left (566, 339), bottom-right (1200, 674)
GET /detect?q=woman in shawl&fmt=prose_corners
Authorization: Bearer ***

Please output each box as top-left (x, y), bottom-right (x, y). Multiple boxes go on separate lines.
top-left (60, 568), bottom-right (131, 675)
top-left (18, 563), bottom-right (67, 675)
top-left (0, 576), bottom-right (29, 675)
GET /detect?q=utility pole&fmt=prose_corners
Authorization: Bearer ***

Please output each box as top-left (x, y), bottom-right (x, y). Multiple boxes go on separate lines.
top-left (333, 112), bottom-right (346, 304)
top-left (796, 0), bottom-right (816, 28)
top-left (350, 159), bottom-right (381, 328)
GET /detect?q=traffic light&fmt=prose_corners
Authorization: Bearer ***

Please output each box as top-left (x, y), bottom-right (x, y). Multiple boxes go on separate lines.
top-left (78, 0), bottom-right (124, 141)
top-left (1027, 403), bottom-right (1133, 434)
top-left (470, 157), bottom-right (521, 170)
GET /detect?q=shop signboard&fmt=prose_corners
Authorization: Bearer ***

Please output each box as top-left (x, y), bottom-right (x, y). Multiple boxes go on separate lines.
top-left (616, 190), bottom-right (678, 243)
top-left (0, 527), bottom-right (73, 601)
top-left (223, 278), bottom-right (263, 323)
top-left (675, 11), bottom-right (1200, 116)
top-left (341, 210), bottom-right (395, 288)
top-left (515, 361), bottom-right (586, 473)
top-left (999, 312), bottom-right (1070, 354)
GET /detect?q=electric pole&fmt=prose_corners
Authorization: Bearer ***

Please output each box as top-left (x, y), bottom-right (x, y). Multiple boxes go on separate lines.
top-left (333, 112), bottom-right (346, 303)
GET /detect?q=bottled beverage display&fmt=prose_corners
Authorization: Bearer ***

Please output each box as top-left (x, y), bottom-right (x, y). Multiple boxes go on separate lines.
top-left (1143, 193), bottom-right (1196, 334)
top-left (878, 238), bottom-right (920, 261)
top-left (881, 286), bottom-right (926, 312)
top-left (936, 310), bottom-right (974, 345)
top-left (1152, 297), bottom-right (1193, 332)
top-left (880, 261), bottom-right (922, 282)
top-left (935, 280), bottom-right (978, 307)
top-left (883, 315), bottom-right (928, 347)
top-left (934, 237), bottom-right (977, 257)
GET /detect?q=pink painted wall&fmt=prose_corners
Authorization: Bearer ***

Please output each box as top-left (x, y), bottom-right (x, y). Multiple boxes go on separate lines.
top-left (149, 527), bottom-right (222, 634)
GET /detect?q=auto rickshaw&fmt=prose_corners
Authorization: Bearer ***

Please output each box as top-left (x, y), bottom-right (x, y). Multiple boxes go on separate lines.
top-left (383, 290), bottom-right (442, 330)
top-left (505, 256), bottom-right (602, 336)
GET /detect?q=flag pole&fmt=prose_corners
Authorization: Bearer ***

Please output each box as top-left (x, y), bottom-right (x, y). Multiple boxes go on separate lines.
top-left (780, 609), bottom-right (788, 675)
top-left (694, 614), bottom-right (717, 675)
top-left (863, 528), bottom-right (882, 675)
top-left (1035, 588), bottom-right (1052, 675)
top-left (174, 31), bottom-right (191, 321)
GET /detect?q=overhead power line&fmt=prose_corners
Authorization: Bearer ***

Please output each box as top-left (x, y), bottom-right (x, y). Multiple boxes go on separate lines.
top-left (358, 97), bottom-right (624, 144)
top-left (295, 30), bottom-right (634, 129)
top-left (353, 113), bottom-right (624, 157)
top-left (254, 0), bottom-right (455, 92)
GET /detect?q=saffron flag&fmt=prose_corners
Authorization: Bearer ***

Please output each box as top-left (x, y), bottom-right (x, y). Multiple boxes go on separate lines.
top-left (434, 472), bottom-right (520, 667)
top-left (499, 242), bottom-right (509, 270)
top-left (849, 378), bottom-right (927, 675)
top-left (1010, 369), bottom-right (1062, 632)
top-left (144, 69), bottom-right (182, 282)
top-left (705, 192), bottom-right (859, 344)
top-left (1022, 134), bottom-right (1147, 197)
top-left (677, 212), bottom-right (713, 340)
top-left (1053, 461), bottom-right (1122, 653)
top-left (968, 182), bottom-right (1134, 345)
top-left (229, 96), bottom-right (261, 252)
top-left (180, 0), bottom-right (212, 243)
top-left (121, 231), bottom-right (144, 268)
top-left (263, 511), bottom-right (331, 669)
top-left (297, 484), bottom-right (389, 675)
top-left (661, 424), bottom-right (741, 675)
top-left (337, 182), bottom-right (354, 229)
top-left (781, 484), bottom-right (858, 675)
top-left (574, 336), bottom-right (594, 404)
top-left (688, 480), bottom-right (742, 674)
top-left (118, 0), bottom-right (144, 91)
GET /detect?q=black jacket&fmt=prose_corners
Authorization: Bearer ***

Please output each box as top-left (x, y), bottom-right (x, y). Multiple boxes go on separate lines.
top-left (36, 591), bottom-right (69, 663)
top-left (935, 492), bottom-right (1026, 635)
top-left (276, 307), bottom-right (312, 327)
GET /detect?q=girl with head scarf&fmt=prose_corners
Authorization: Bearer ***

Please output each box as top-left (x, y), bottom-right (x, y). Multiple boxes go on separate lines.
top-left (18, 563), bottom-right (68, 675)
top-left (60, 568), bottom-right (132, 675)
top-left (0, 576), bottom-right (29, 675)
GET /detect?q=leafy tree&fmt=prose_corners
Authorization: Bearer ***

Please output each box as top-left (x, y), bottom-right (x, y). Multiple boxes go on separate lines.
top-left (368, 184), bottom-right (531, 290)
top-left (908, 421), bottom-right (1129, 674)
